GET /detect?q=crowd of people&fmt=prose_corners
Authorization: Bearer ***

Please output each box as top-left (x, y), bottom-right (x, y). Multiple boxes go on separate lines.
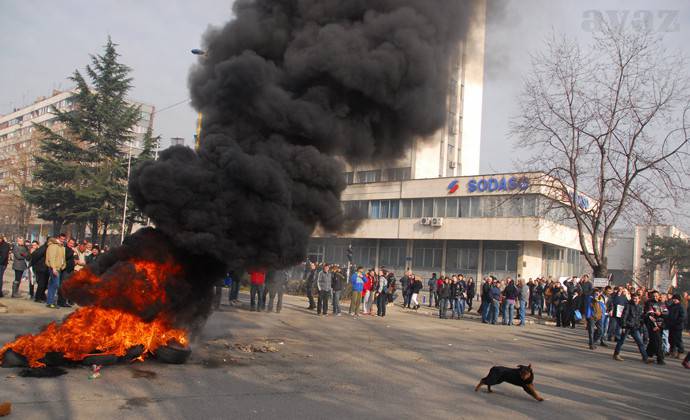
top-left (0, 234), bottom-right (104, 308)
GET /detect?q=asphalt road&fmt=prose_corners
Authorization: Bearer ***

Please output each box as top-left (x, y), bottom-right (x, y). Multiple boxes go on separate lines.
top-left (1, 288), bottom-right (689, 420)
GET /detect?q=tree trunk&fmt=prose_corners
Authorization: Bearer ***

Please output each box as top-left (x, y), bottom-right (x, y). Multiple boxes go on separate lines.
top-left (100, 217), bottom-right (110, 248)
top-left (52, 219), bottom-right (64, 236)
top-left (592, 265), bottom-right (608, 278)
top-left (89, 219), bottom-right (99, 243)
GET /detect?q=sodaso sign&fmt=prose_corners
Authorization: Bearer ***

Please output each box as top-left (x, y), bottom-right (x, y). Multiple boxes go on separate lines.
top-left (467, 176), bottom-right (529, 193)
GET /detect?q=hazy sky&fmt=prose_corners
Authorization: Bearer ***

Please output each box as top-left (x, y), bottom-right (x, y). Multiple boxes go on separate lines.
top-left (2, 0), bottom-right (689, 227)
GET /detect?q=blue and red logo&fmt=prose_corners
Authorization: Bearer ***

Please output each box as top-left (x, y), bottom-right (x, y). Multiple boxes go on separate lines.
top-left (447, 179), bottom-right (459, 194)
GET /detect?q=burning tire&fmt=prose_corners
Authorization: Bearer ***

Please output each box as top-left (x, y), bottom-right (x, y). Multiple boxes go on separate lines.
top-left (81, 353), bottom-right (119, 366)
top-left (39, 352), bottom-right (65, 367)
top-left (155, 343), bottom-right (191, 364)
top-left (1, 349), bottom-right (28, 368)
top-left (119, 345), bottom-right (145, 362)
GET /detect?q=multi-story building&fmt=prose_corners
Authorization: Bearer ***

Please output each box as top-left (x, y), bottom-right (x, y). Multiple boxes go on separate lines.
top-left (343, 0), bottom-right (486, 183)
top-left (310, 2), bottom-right (592, 280)
top-left (312, 172), bottom-right (590, 280)
top-left (0, 89), bottom-right (155, 235)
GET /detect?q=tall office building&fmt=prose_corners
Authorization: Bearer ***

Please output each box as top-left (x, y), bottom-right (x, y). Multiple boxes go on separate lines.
top-left (344, 0), bottom-right (486, 184)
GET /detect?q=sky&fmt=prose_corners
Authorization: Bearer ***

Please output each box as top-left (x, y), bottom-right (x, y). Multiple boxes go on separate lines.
top-left (1, 0), bottom-right (689, 226)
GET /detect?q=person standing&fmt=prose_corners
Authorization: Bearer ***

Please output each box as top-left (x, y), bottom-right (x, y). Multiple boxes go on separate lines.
top-left (481, 277), bottom-right (492, 323)
top-left (503, 279), bottom-right (518, 326)
top-left (249, 269), bottom-right (266, 312)
top-left (466, 277), bottom-right (476, 311)
top-left (11, 237), bottom-right (29, 298)
top-left (349, 266), bottom-right (365, 316)
top-left (667, 294), bottom-right (686, 359)
top-left (45, 236), bottom-right (66, 309)
top-left (489, 280), bottom-right (501, 325)
top-left (331, 265), bottom-right (345, 316)
top-left (316, 264), bottom-right (332, 316)
top-left (532, 280), bottom-right (544, 317)
top-left (552, 286), bottom-right (566, 327)
top-left (304, 262), bottom-right (317, 310)
top-left (644, 291), bottom-right (666, 365)
top-left (362, 270), bottom-right (374, 315)
top-left (608, 287), bottom-right (627, 342)
top-left (428, 273), bottom-right (437, 307)
top-left (57, 236), bottom-right (75, 307)
top-left (31, 240), bottom-right (49, 303)
top-left (268, 269), bottom-right (288, 313)
top-left (85, 245), bottom-right (101, 265)
top-left (400, 270), bottom-right (411, 308)
top-left (518, 279), bottom-right (529, 326)
top-left (0, 236), bottom-right (10, 297)
top-left (586, 289), bottom-right (604, 350)
top-left (25, 241), bottom-right (39, 299)
top-left (438, 277), bottom-right (450, 319)
top-left (375, 270), bottom-right (388, 317)
top-left (409, 275), bottom-right (422, 310)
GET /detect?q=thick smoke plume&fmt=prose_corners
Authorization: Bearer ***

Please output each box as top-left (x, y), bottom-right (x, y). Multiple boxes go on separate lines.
top-left (131, 0), bottom-right (481, 274)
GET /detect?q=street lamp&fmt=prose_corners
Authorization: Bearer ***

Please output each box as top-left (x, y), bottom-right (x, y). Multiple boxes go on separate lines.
top-left (191, 48), bottom-right (207, 151)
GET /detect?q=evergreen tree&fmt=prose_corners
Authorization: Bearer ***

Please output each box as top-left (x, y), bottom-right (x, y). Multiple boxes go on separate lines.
top-left (24, 37), bottom-right (140, 238)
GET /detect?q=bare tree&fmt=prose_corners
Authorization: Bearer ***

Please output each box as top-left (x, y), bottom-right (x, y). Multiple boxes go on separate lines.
top-left (512, 26), bottom-right (690, 277)
top-left (0, 133), bottom-right (35, 236)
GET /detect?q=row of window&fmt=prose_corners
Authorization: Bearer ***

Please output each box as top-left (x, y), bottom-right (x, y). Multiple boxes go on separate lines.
top-left (342, 195), bottom-right (540, 220)
top-left (306, 239), bottom-right (521, 275)
top-left (344, 167), bottom-right (412, 185)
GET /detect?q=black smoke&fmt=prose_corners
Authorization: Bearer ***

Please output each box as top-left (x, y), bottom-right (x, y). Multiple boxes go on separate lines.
top-left (130, 0), bottom-right (482, 274)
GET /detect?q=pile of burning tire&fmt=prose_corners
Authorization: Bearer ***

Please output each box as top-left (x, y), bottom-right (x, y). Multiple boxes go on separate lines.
top-left (1, 342), bottom-right (191, 369)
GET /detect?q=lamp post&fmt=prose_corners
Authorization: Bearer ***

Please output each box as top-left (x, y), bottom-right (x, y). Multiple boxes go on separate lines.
top-left (191, 48), bottom-right (207, 151)
top-left (120, 139), bottom-right (133, 244)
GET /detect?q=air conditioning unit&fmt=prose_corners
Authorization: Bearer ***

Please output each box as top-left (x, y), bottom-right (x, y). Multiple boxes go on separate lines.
top-left (431, 217), bottom-right (444, 227)
top-left (448, 161), bottom-right (456, 168)
top-left (420, 217), bottom-right (431, 225)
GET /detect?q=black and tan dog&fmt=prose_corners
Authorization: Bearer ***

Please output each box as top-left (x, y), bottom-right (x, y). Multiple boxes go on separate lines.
top-left (474, 364), bottom-right (544, 401)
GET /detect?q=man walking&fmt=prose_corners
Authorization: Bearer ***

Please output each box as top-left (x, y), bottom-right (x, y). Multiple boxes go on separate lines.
top-left (666, 294), bottom-right (686, 359)
top-left (428, 273), bottom-right (437, 307)
top-left (316, 264), bottom-right (332, 316)
top-left (376, 270), bottom-right (388, 317)
top-left (644, 291), bottom-right (666, 365)
top-left (613, 294), bottom-right (651, 363)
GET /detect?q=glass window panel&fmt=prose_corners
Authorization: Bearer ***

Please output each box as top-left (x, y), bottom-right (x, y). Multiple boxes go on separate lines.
top-left (434, 198), bottom-right (446, 217)
top-left (390, 200), bottom-right (400, 219)
top-left (483, 250), bottom-right (494, 271)
top-left (413, 248), bottom-right (424, 267)
top-left (423, 199), bottom-right (433, 217)
top-left (507, 251), bottom-right (518, 271)
top-left (402, 199), bottom-right (411, 218)
top-left (468, 249), bottom-right (479, 270)
top-left (433, 249), bottom-right (443, 268)
top-left (412, 199), bottom-right (423, 218)
top-left (469, 197), bottom-right (481, 217)
top-left (381, 200), bottom-right (390, 219)
top-left (459, 197), bottom-right (469, 218)
top-left (446, 197), bottom-right (458, 218)
top-left (523, 195), bottom-right (537, 217)
top-left (424, 249), bottom-right (433, 267)
top-left (369, 200), bottom-right (380, 219)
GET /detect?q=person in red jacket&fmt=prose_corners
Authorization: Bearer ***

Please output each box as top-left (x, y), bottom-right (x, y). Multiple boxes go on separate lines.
top-left (249, 269), bottom-right (266, 312)
top-left (362, 270), bottom-right (374, 315)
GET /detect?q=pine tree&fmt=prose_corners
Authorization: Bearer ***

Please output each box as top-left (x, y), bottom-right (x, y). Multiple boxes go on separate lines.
top-left (24, 37), bottom-right (141, 238)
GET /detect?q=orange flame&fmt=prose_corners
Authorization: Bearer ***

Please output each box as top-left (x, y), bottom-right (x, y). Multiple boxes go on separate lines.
top-left (0, 258), bottom-right (188, 368)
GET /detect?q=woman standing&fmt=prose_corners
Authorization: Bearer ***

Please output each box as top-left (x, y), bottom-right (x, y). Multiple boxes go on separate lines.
top-left (11, 237), bottom-right (29, 298)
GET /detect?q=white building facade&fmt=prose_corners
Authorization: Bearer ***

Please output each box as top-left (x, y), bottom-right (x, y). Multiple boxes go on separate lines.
top-left (312, 173), bottom-right (589, 281)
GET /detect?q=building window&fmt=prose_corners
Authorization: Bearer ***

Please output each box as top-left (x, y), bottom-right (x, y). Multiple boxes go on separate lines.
top-left (379, 239), bottom-right (406, 268)
top-left (401, 199), bottom-right (411, 218)
top-left (446, 242), bottom-right (479, 272)
top-left (413, 240), bottom-right (443, 269)
top-left (412, 199), bottom-right (423, 218)
top-left (446, 197), bottom-right (458, 217)
top-left (383, 167), bottom-right (411, 181)
top-left (422, 199), bottom-right (433, 217)
top-left (355, 170), bottom-right (381, 184)
top-left (343, 172), bottom-right (354, 185)
top-left (433, 198), bottom-right (446, 217)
